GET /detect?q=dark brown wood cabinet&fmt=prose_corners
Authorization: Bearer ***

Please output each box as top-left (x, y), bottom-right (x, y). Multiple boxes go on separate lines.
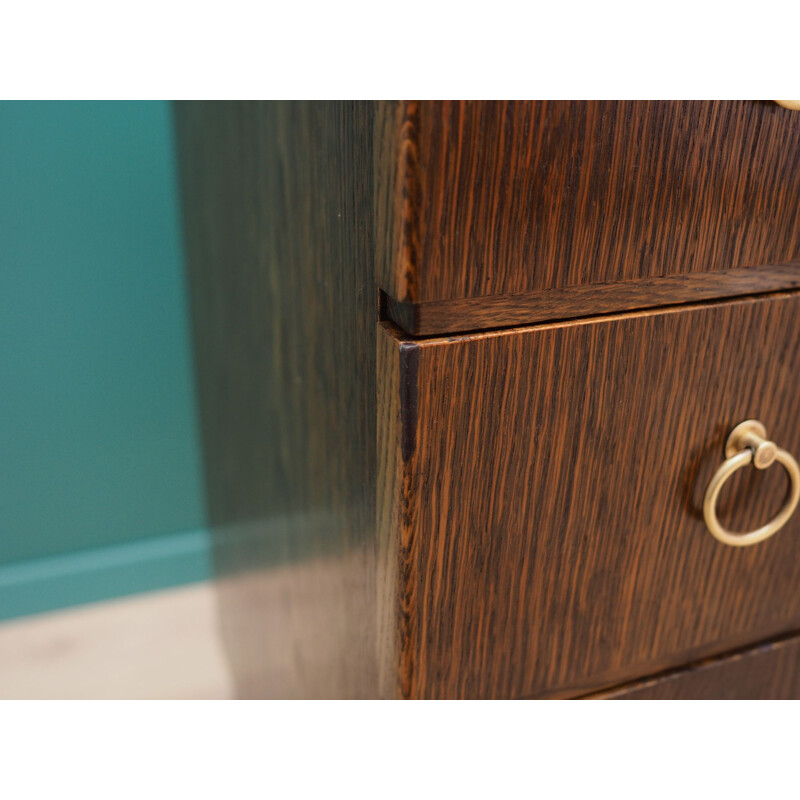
top-left (176, 101), bottom-right (800, 699)
top-left (378, 101), bottom-right (800, 335)
top-left (594, 634), bottom-right (800, 699)
top-left (379, 294), bottom-right (800, 699)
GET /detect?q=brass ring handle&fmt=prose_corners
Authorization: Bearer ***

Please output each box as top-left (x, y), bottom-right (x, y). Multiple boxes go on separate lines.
top-left (704, 420), bottom-right (800, 547)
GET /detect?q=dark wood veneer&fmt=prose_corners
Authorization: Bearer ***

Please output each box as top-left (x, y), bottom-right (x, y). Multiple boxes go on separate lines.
top-left (383, 264), bottom-right (800, 336)
top-left (176, 101), bottom-right (380, 698)
top-left (377, 101), bottom-right (800, 307)
top-left (379, 293), bottom-right (800, 699)
top-left (178, 101), bottom-right (800, 699)
top-left (594, 632), bottom-right (800, 699)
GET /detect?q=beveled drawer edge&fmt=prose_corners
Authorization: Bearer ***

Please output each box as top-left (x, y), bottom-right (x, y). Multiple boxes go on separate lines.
top-left (381, 264), bottom-right (800, 337)
top-left (579, 628), bottom-right (800, 700)
top-left (381, 285), bottom-right (800, 350)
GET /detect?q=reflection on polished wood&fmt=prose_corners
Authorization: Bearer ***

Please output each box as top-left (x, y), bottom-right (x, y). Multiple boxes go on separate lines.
top-left (175, 102), bottom-right (381, 698)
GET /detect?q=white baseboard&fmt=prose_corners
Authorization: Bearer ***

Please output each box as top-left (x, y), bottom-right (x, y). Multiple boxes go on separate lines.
top-left (0, 582), bottom-right (235, 699)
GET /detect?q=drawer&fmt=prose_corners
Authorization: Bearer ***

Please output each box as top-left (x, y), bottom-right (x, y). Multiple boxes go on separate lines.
top-left (377, 101), bottom-right (800, 334)
top-left (596, 633), bottom-right (800, 699)
top-left (378, 292), bottom-right (800, 699)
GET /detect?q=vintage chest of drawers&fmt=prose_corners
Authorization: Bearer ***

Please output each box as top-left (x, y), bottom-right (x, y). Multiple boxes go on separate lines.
top-left (176, 101), bottom-right (800, 698)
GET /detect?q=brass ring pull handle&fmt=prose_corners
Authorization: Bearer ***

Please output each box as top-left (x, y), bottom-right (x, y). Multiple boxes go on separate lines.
top-left (704, 420), bottom-right (800, 547)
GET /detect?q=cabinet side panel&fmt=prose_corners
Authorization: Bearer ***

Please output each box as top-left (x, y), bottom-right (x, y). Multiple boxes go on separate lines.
top-left (175, 101), bottom-right (378, 697)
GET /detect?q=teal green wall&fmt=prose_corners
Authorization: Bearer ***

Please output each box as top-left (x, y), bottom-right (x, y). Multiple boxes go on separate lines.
top-left (0, 101), bottom-right (210, 619)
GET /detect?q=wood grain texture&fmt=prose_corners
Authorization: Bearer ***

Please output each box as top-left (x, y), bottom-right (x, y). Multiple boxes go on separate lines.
top-left (376, 329), bottom-right (417, 698)
top-left (384, 264), bottom-right (800, 336)
top-left (178, 102), bottom-right (800, 699)
top-left (175, 101), bottom-right (380, 698)
top-left (377, 101), bottom-right (800, 306)
top-left (379, 292), bottom-right (800, 699)
top-left (595, 632), bottom-right (800, 699)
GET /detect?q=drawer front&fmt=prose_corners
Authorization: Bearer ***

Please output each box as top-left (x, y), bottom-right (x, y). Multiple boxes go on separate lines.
top-left (378, 292), bottom-right (800, 699)
top-left (377, 101), bottom-right (800, 330)
top-left (598, 634), bottom-right (800, 699)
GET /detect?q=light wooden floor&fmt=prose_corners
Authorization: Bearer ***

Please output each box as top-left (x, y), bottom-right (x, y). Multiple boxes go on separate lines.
top-left (0, 582), bottom-right (235, 699)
